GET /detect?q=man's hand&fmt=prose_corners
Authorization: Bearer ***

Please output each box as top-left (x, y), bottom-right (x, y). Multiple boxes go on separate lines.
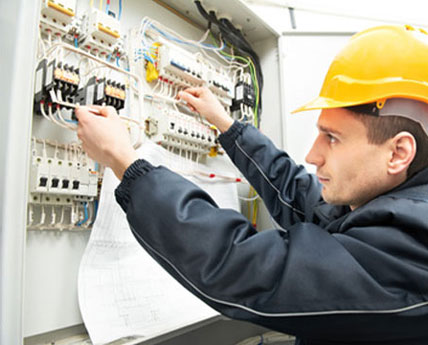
top-left (75, 106), bottom-right (138, 180)
top-left (178, 87), bottom-right (234, 133)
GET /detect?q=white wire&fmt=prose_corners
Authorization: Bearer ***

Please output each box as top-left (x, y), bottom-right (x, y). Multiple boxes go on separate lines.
top-left (55, 106), bottom-right (77, 130)
top-left (197, 29), bottom-right (211, 44)
top-left (39, 205), bottom-right (46, 228)
top-left (50, 205), bottom-right (57, 226)
top-left (238, 194), bottom-right (260, 201)
top-left (38, 28), bottom-right (47, 59)
top-left (47, 104), bottom-right (69, 129)
top-left (141, 18), bottom-right (225, 52)
top-left (39, 102), bottom-right (52, 122)
top-left (28, 204), bottom-right (34, 226)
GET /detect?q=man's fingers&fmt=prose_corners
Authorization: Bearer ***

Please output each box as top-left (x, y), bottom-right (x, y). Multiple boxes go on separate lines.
top-left (100, 106), bottom-right (117, 117)
top-left (77, 126), bottom-right (83, 140)
top-left (181, 87), bottom-right (203, 97)
top-left (178, 91), bottom-right (200, 106)
top-left (188, 104), bottom-right (197, 112)
top-left (75, 106), bottom-right (95, 121)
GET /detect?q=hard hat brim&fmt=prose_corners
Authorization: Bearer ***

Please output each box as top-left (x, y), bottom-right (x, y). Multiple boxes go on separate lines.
top-left (291, 96), bottom-right (350, 114)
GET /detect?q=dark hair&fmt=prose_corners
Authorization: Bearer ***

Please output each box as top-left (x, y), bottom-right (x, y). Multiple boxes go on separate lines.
top-left (345, 103), bottom-right (428, 178)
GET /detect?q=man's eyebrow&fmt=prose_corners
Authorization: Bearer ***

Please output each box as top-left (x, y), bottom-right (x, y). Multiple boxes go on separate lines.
top-left (317, 124), bottom-right (342, 136)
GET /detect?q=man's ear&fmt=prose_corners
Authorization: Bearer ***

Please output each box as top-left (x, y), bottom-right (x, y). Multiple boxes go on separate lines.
top-left (387, 131), bottom-right (417, 175)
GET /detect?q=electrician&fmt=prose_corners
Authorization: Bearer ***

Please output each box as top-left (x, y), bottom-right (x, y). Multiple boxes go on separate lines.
top-left (75, 25), bottom-right (428, 344)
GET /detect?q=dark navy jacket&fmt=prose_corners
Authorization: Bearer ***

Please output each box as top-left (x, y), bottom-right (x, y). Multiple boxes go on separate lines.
top-left (115, 121), bottom-right (428, 344)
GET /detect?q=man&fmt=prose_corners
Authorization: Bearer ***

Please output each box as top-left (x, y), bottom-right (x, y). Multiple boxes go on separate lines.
top-left (76, 25), bottom-right (428, 344)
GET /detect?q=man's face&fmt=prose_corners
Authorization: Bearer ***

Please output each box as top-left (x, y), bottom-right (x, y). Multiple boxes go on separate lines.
top-left (305, 108), bottom-right (393, 209)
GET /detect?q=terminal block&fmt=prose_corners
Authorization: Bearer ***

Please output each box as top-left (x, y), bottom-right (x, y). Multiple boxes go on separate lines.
top-left (231, 81), bottom-right (256, 111)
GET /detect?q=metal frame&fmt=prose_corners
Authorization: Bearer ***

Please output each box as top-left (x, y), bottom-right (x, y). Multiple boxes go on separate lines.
top-left (0, 1), bottom-right (40, 344)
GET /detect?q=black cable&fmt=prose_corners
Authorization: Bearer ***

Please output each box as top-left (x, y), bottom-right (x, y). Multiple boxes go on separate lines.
top-left (194, 0), bottom-right (263, 127)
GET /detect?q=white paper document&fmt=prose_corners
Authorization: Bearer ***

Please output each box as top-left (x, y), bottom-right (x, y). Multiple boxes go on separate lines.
top-left (78, 142), bottom-right (240, 345)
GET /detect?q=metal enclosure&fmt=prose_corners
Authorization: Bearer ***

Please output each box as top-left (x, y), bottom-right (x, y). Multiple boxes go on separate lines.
top-left (0, 0), bottom-right (284, 344)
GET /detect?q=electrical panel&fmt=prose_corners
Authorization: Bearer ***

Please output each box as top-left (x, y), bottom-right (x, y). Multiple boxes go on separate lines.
top-left (31, 0), bottom-right (142, 234)
top-left (24, 0), bottom-right (265, 341)
top-left (31, 0), bottom-right (259, 232)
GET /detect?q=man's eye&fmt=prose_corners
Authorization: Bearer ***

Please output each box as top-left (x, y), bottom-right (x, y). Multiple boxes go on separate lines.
top-left (327, 134), bottom-right (337, 143)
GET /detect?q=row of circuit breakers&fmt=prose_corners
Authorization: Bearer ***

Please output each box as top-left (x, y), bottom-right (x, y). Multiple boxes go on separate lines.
top-left (33, 58), bottom-right (256, 117)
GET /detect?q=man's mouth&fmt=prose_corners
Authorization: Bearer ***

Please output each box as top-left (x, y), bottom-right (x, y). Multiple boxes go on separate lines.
top-left (316, 174), bottom-right (330, 183)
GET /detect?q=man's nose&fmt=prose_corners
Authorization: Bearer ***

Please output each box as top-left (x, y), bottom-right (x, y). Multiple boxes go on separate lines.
top-left (305, 136), bottom-right (324, 167)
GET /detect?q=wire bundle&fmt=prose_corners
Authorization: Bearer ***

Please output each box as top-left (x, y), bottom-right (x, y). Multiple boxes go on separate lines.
top-left (194, 0), bottom-right (263, 128)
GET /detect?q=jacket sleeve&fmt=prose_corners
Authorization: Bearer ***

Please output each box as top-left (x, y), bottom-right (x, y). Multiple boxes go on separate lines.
top-left (218, 121), bottom-right (322, 227)
top-left (115, 160), bottom-right (428, 343)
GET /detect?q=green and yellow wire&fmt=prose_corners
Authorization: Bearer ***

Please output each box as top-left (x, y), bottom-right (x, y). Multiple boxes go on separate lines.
top-left (209, 32), bottom-right (260, 128)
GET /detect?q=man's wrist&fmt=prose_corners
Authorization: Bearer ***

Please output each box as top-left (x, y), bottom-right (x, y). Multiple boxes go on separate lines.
top-left (111, 150), bottom-right (139, 180)
top-left (216, 116), bottom-right (234, 133)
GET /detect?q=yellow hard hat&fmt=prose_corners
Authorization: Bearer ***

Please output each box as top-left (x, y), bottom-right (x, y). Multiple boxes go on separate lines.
top-left (292, 25), bottom-right (428, 114)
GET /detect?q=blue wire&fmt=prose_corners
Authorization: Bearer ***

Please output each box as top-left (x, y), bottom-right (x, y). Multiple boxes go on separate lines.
top-left (56, 112), bottom-right (78, 124)
top-left (106, 2), bottom-right (110, 13)
top-left (77, 202), bottom-right (88, 226)
top-left (89, 200), bottom-right (99, 226)
top-left (146, 22), bottom-right (225, 51)
top-left (74, 37), bottom-right (78, 48)
top-left (63, 119), bottom-right (78, 124)
top-left (118, 0), bottom-right (122, 20)
top-left (116, 56), bottom-right (120, 67)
